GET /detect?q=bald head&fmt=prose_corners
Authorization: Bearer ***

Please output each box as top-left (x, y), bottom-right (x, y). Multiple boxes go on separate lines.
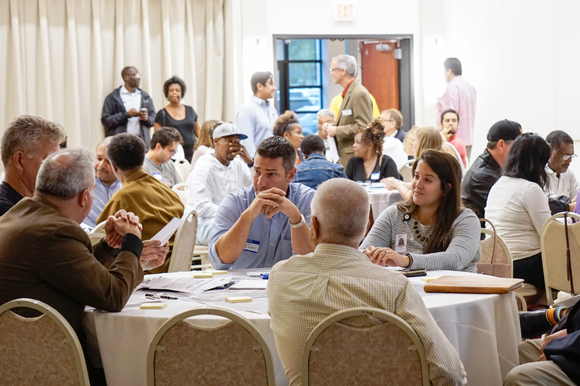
top-left (311, 179), bottom-right (369, 246)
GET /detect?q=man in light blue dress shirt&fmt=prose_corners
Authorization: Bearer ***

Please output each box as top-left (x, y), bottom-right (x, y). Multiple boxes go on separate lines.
top-left (83, 137), bottom-right (121, 228)
top-left (236, 71), bottom-right (279, 158)
top-left (208, 137), bottom-right (315, 270)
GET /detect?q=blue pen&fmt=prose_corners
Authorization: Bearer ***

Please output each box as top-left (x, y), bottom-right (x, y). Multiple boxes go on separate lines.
top-left (260, 273), bottom-right (269, 280)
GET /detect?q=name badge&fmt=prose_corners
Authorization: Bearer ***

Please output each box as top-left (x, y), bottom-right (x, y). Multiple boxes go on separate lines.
top-left (395, 234), bottom-right (407, 253)
top-left (153, 172), bottom-right (163, 181)
top-left (342, 109), bottom-right (353, 116)
top-left (370, 171), bottom-right (380, 181)
top-left (244, 240), bottom-right (260, 253)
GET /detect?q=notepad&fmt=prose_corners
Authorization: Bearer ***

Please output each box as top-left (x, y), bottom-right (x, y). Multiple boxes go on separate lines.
top-left (193, 273), bottom-right (214, 279)
top-left (140, 302), bottom-right (167, 309)
top-left (225, 296), bottom-right (252, 303)
top-left (423, 275), bottom-right (524, 294)
top-left (151, 217), bottom-right (183, 245)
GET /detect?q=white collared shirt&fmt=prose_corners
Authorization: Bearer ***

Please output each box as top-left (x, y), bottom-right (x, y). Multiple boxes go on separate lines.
top-left (120, 86), bottom-right (142, 136)
top-left (545, 165), bottom-right (580, 199)
top-left (382, 133), bottom-right (408, 170)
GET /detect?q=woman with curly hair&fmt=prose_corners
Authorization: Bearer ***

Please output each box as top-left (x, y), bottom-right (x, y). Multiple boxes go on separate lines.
top-left (273, 110), bottom-right (305, 165)
top-left (345, 120), bottom-right (399, 182)
top-left (154, 76), bottom-right (200, 162)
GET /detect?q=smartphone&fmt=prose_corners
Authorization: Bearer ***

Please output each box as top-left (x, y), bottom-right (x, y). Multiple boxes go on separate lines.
top-left (401, 268), bottom-right (427, 277)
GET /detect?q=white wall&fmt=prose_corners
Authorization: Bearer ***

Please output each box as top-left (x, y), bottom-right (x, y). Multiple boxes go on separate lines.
top-left (232, 0), bottom-right (580, 175)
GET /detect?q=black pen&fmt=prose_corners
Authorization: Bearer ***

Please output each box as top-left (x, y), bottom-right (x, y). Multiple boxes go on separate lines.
top-left (145, 293), bottom-right (178, 300)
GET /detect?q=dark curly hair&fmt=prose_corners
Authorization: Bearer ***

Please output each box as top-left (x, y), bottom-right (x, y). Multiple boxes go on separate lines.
top-left (356, 119), bottom-right (385, 155)
top-left (107, 133), bottom-right (145, 171)
top-left (163, 76), bottom-right (187, 99)
top-left (273, 110), bottom-right (301, 137)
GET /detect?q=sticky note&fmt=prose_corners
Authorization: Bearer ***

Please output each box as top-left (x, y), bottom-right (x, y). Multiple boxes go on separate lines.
top-left (207, 270), bottom-right (228, 275)
top-left (193, 273), bottom-right (214, 278)
top-left (421, 277), bottom-right (439, 283)
top-left (225, 296), bottom-right (252, 303)
top-left (140, 302), bottom-right (168, 309)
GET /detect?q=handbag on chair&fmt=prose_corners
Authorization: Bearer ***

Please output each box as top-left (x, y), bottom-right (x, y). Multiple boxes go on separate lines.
top-left (477, 218), bottom-right (512, 278)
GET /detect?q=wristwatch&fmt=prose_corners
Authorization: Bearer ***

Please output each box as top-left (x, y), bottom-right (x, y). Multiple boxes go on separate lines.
top-left (289, 214), bottom-right (306, 229)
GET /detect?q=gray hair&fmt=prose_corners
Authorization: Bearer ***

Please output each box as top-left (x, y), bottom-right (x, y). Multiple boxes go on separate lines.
top-left (316, 109), bottom-right (336, 121)
top-left (36, 148), bottom-right (95, 199)
top-left (332, 54), bottom-right (357, 77)
top-left (311, 179), bottom-right (369, 244)
top-left (1, 115), bottom-right (66, 167)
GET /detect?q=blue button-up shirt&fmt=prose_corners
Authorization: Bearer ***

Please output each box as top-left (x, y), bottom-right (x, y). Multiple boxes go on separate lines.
top-left (208, 183), bottom-right (316, 270)
top-left (236, 95), bottom-right (279, 158)
top-left (293, 153), bottom-right (347, 190)
top-left (83, 177), bottom-right (122, 228)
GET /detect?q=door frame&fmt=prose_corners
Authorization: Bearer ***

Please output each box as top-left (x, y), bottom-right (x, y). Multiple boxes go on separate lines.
top-left (273, 34), bottom-right (415, 133)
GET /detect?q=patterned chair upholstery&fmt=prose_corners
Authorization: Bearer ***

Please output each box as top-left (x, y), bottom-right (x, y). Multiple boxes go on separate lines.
top-left (147, 307), bottom-right (275, 386)
top-left (302, 307), bottom-right (429, 386)
top-left (0, 298), bottom-right (90, 386)
top-left (168, 210), bottom-right (197, 272)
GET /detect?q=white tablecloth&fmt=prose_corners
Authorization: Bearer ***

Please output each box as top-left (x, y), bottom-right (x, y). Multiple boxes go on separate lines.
top-left (366, 187), bottom-right (402, 220)
top-left (83, 270), bottom-right (520, 386)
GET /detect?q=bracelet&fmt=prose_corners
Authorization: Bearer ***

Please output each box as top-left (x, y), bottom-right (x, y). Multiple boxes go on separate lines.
top-left (405, 253), bottom-right (413, 268)
top-left (289, 214), bottom-right (306, 229)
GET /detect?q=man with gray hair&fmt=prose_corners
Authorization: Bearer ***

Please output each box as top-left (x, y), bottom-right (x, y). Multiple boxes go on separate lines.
top-left (324, 54), bottom-right (373, 168)
top-left (316, 109), bottom-right (339, 163)
top-left (0, 148), bottom-right (150, 337)
top-left (267, 178), bottom-right (467, 386)
top-left (0, 115), bottom-right (66, 216)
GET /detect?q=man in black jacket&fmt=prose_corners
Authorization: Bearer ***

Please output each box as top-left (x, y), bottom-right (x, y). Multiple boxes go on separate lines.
top-left (101, 66), bottom-right (155, 149)
top-left (461, 119), bottom-right (521, 218)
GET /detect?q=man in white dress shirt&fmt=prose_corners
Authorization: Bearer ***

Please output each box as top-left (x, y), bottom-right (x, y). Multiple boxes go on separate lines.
top-left (545, 130), bottom-right (579, 213)
top-left (236, 71), bottom-right (279, 158)
top-left (380, 109), bottom-right (408, 169)
top-left (185, 123), bottom-right (252, 245)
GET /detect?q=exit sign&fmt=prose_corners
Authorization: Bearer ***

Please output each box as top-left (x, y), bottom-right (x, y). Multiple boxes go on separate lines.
top-left (333, 3), bottom-right (355, 22)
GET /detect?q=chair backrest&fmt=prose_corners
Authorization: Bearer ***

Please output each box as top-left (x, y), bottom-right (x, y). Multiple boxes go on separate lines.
top-left (302, 307), bottom-right (429, 386)
top-left (147, 307), bottom-right (275, 386)
top-left (168, 210), bottom-right (198, 273)
top-left (91, 220), bottom-right (107, 234)
top-left (174, 159), bottom-right (191, 183)
top-left (398, 160), bottom-right (414, 182)
top-left (541, 212), bottom-right (580, 304)
top-left (172, 182), bottom-right (189, 206)
top-left (478, 227), bottom-right (513, 276)
top-left (0, 298), bottom-right (90, 386)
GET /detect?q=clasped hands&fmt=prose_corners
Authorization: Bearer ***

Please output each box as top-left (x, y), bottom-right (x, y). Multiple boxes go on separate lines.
top-left (103, 209), bottom-right (169, 269)
top-left (247, 187), bottom-right (301, 223)
top-left (364, 245), bottom-right (409, 268)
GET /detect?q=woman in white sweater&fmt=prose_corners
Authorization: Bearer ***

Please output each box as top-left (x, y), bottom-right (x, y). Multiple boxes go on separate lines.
top-left (361, 150), bottom-right (480, 272)
top-left (485, 133), bottom-right (552, 288)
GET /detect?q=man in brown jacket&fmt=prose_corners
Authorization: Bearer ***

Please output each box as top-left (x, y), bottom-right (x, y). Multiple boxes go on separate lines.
top-left (325, 54), bottom-right (373, 168)
top-left (0, 148), bottom-right (146, 335)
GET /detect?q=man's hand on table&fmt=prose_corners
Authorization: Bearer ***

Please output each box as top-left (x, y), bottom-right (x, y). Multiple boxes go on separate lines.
top-left (140, 240), bottom-right (170, 269)
top-left (104, 209), bottom-right (143, 247)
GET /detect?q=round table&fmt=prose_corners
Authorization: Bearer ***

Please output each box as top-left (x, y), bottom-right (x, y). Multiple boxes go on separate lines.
top-left (83, 269), bottom-right (520, 386)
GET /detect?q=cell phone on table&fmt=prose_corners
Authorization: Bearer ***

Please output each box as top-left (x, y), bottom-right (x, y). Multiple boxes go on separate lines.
top-left (401, 268), bottom-right (427, 277)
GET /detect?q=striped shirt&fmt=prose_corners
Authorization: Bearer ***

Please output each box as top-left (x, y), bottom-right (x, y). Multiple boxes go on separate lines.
top-left (267, 243), bottom-right (467, 386)
top-left (360, 205), bottom-right (480, 272)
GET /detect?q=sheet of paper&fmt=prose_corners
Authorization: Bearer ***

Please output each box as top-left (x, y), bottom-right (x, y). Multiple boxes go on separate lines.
top-left (229, 280), bottom-right (268, 290)
top-left (151, 217), bottom-right (182, 245)
top-left (140, 276), bottom-right (233, 294)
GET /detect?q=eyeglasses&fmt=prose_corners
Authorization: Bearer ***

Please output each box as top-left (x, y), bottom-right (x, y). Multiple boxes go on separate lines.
top-left (561, 153), bottom-right (577, 161)
top-left (329, 67), bottom-right (342, 72)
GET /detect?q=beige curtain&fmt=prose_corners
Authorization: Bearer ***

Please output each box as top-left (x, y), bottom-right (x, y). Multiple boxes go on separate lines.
top-left (0, 0), bottom-right (233, 154)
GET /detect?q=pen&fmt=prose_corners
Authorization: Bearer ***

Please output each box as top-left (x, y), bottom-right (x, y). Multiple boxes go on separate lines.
top-left (145, 293), bottom-right (178, 300)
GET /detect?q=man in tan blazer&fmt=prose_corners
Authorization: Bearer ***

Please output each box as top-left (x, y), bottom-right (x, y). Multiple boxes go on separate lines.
top-left (325, 54), bottom-right (373, 168)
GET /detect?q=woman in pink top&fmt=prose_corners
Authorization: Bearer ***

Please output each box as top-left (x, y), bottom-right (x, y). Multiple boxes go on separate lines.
top-left (441, 109), bottom-right (467, 167)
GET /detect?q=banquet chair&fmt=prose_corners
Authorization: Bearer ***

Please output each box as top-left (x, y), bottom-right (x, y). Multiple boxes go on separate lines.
top-left (172, 182), bottom-right (189, 206)
top-left (174, 159), bottom-right (191, 183)
top-left (168, 210), bottom-right (197, 273)
top-left (301, 307), bottom-right (429, 386)
top-left (398, 160), bottom-right (414, 182)
top-left (478, 224), bottom-right (527, 311)
top-left (146, 307), bottom-right (275, 386)
top-left (91, 220), bottom-right (107, 234)
top-left (541, 212), bottom-right (580, 305)
top-left (0, 298), bottom-right (90, 386)
top-left (191, 245), bottom-right (213, 271)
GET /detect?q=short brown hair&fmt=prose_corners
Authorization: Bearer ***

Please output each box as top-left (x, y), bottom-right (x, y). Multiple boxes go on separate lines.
top-left (150, 127), bottom-right (183, 150)
top-left (1, 115), bottom-right (66, 166)
top-left (382, 109), bottom-right (403, 130)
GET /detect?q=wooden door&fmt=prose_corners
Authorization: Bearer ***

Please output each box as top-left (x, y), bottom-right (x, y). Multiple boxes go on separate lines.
top-left (360, 41), bottom-right (399, 112)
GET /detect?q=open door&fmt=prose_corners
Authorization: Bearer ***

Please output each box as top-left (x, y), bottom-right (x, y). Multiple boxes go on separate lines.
top-left (360, 40), bottom-right (400, 112)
